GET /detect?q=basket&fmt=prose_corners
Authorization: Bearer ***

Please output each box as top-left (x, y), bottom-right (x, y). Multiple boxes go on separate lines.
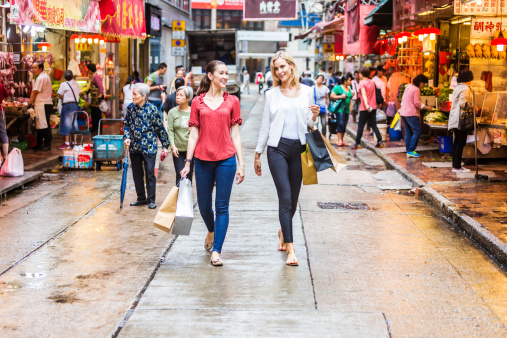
top-left (53, 69), bottom-right (64, 80)
top-left (437, 136), bottom-right (453, 153)
top-left (93, 135), bottom-right (125, 160)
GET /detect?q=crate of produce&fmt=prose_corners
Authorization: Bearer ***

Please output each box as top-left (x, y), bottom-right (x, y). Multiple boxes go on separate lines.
top-left (93, 135), bottom-right (124, 161)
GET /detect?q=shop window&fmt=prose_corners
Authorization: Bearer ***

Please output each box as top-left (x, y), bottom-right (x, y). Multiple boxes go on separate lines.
top-left (216, 12), bottom-right (224, 29)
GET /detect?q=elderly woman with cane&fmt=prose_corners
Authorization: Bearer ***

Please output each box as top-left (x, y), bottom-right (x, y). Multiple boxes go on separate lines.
top-left (123, 83), bottom-right (171, 209)
top-left (167, 86), bottom-right (194, 185)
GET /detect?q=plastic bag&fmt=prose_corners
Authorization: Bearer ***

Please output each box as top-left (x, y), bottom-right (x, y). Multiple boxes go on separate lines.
top-left (99, 101), bottom-right (109, 113)
top-left (57, 99), bottom-right (62, 115)
top-left (0, 148), bottom-right (24, 177)
top-left (376, 109), bottom-right (387, 123)
top-left (386, 102), bottom-right (397, 117)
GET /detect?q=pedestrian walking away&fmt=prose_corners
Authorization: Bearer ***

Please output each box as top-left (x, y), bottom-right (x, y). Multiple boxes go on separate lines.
top-left (123, 83), bottom-right (171, 210)
top-left (241, 69), bottom-right (250, 94)
top-left (57, 70), bottom-right (81, 149)
top-left (167, 86), bottom-right (194, 185)
top-left (312, 74), bottom-right (330, 137)
top-left (121, 75), bottom-right (136, 118)
top-left (254, 51), bottom-right (320, 266)
top-left (180, 60), bottom-right (245, 267)
top-left (399, 74), bottom-right (433, 158)
top-left (350, 71), bottom-right (360, 123)
top-left (146, 63), bottom-right (168, 118)
top-left (352, 67), bottom-right (384, 150)
top-left (330, 73), bottom-right (355, 146)
top-left (85, 63), bottom-right (105, 133)
top-left (448, 70), bottom-right (474, 173)
top-left (28, 61), bottom-right (53, 151)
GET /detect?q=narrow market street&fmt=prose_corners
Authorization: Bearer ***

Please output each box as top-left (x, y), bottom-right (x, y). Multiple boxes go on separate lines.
top-left (1, 92), bottom-right (506, 336)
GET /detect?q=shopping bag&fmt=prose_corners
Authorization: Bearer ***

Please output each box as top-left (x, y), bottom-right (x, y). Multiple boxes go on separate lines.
top-left (390, 112), bottom-right (401, 130)
top-left (321, 133), bottom-right (347, 173)
top-left (301, 144), bottom-right (318, 185)
top-left (0, 148), bottom-right (24, 177)
top-left (173, 178), bottom-right (194, 236)
top-left (153, 186), bottom-right (179, 233)
top-left (305, 129), bottom-right (334, 172)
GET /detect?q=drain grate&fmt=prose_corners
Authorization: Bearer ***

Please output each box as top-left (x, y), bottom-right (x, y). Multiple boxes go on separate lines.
top-left (317, 202), bottom-right (370, 210)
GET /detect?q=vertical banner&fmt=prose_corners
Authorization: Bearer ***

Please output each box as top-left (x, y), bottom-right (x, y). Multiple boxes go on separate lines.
top-left (10, 0), bottom-right (100, 32)
top-left (243, 0), bottom-right (298, 21)
top-left (346, 0), bottom-right (360, 44)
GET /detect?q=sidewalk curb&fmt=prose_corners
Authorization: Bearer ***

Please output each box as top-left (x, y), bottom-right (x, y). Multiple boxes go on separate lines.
top-left (346, 126), bottom-right (507, 268)
top-left (24, 154), bottom-right (61, 172)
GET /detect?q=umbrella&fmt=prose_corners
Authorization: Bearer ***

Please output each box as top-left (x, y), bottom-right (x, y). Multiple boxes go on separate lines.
top-left (120, 146), bottom-right (129, 209)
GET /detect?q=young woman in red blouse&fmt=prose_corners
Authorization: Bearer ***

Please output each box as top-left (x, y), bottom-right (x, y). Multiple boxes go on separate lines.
top-left (181, 60), bottom-right (245, 266)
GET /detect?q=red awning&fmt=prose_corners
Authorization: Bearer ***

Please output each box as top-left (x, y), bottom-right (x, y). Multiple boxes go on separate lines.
top-left (99, 0), bottom-right (116, 21)
top-left (100, 0), bottom-right (147, 39)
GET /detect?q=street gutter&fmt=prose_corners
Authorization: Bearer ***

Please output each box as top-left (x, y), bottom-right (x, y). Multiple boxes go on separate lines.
top-left (346, 126), bottom-right (507, 269)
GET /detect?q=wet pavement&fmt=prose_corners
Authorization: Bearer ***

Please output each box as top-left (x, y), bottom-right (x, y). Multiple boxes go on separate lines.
top-left (1, 91), bottom-right (507, 336)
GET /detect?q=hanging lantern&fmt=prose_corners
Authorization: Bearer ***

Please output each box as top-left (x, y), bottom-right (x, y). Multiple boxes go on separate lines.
top-left (491, 37), bottom-right (507, 51)
top-left (395, 32), bottom-right (412, 45)
top-left (415, 28), bottom-right (430, 42)
top-left (426, 27), bottom-right (441, 41)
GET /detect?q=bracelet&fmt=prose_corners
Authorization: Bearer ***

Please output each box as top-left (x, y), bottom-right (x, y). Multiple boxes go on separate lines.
top-left (184, 159), bottom-right (192, 163)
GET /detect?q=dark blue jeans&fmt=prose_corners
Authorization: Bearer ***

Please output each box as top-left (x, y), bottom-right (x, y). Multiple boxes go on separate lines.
top-left (194, 155), bottom-right (237, 253)
top-left (401, 116), bottom-right (422, 152)
top-left (336, 112), bottom-right (350, 133)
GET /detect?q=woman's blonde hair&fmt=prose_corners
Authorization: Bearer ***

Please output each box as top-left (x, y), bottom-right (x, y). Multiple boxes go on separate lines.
top-left (270, 51), bottom-right (300, 88)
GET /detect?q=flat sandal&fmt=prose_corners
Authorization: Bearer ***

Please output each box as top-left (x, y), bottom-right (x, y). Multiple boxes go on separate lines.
top-left (211, 257), bottom-right (223, 266)
top-left (286, 250), bottom-right (298, 266)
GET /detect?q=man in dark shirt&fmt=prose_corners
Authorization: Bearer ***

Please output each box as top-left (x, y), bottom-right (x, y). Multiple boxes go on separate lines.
top-left (162, 77), bottom-right (185, 115)
top-left (301, 74), bottom-right (315, 87)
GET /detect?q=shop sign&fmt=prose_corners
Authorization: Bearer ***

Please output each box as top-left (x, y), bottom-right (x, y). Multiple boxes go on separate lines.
top-left (237, 30), bottom-right (289, 41)
top-left (192, 0), bottom-right (244, 10)
top-left (471, 18), bottom-right (507, 37)
top-left (100, 0), bottom-right (147, 39)
top-left (10, 0), bottom-right (100, 32)
top-left (323, 43), bottom-right (335, 53)
top-left (323, 35), bottom-right (335, 43)
top-left (454, 0), bottom-right (507, 16)
top-left (323, 53), bottom-right (335, 61)
top-left (243, 0), bottom-right (297, 21)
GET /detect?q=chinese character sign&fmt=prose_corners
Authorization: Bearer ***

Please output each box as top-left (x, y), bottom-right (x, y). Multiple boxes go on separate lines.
top-left (10, 0), bottom-right (100, 32)
top-left (471, 18), bottom-right (507, 37)
top-left (192, 0), bottom-right (244, 10)
top-left (454, 0), bottom-right (507, 15)
top-left (243, 0), bottom-right (297, 21)
top-left (100, 0), bottom-right (146, 39)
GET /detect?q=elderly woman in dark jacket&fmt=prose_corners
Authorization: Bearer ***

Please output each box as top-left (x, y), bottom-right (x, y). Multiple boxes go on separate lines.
top-left (448, 70), bottom-right (474, 173)
top-left (123, 83), bottom-right (171, 209)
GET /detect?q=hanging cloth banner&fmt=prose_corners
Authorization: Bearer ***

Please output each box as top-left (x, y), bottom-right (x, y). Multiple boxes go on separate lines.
top-left (100, 0), bottom-right (146, 39)
top-left (243, 0), bottom-right (298, 21)
top-left (10, 0), bottom-right (100, 33)
top-left (346, 0), bottom-right (360, 44)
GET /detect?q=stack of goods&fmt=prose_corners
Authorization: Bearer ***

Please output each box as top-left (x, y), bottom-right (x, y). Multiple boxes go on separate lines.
top-left (421, 85), bottom-right (436, 96)
top-left (423, 109), bottom-right (448, 126)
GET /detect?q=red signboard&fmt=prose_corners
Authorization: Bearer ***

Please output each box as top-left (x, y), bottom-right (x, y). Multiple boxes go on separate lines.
top-left (243, 0), bottom-right (298, 21)
top-left (192, 0), bottom-right (244, 10)
top-left (100, 0), bottom-right (146, 39)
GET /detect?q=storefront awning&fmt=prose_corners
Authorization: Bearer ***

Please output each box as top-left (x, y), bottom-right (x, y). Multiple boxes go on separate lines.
top-left (100, 0), bottom-right (147, 39)
top-left (295, 26), bottom-right (316, 40)
top-left (364, 0), bottom-right (392, 29)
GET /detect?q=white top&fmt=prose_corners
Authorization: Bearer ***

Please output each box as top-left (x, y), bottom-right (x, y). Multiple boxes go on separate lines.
top-left (122, 84), bottom-right (134, 102)
top-left (57, 80), bottom-right (81, 104)
top-left (255, 85), bottom-right (316, 153)
top-left (265, 71), bottom-right (273, 82)
top-left (243, 73), bottom-right (250, 84)
top-left (33, 72), bottom-right (53, 104)
top-left (280, 94), bottom-right (300, 140)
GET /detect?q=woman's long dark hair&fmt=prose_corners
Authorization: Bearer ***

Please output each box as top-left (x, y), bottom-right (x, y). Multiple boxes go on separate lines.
top-left (196, 60), bottom-right (226, 96)
top-left (125, 75), bottom-right (135, 88)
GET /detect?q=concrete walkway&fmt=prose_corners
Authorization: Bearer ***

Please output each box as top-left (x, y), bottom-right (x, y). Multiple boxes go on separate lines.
top-left (119, 94), bottom-right (507, 337)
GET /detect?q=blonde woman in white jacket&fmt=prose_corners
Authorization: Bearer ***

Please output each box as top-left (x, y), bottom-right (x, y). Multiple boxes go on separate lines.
top-left (254, 51), bottom-right (320, 266)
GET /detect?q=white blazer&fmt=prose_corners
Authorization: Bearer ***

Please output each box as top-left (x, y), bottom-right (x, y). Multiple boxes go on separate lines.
top-left (255, 85), bottom-right (316, 154)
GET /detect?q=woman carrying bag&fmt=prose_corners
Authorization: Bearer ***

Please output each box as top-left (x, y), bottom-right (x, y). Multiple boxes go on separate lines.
top-left (311, 74), bottom-right (330, 136)
top-left (180, 60), bottom-right (245, 267)
top-left (167, 86), bottom-right (194, 185)
top-left (254, 51), bottom-right (320, 266)
top-left (448, 70), bottom-right (474, 173)
top-left (330, 73), bottom-right (354, 146)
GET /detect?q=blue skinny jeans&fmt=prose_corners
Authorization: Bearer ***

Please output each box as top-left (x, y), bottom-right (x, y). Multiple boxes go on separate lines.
top-left (194, 155), bottom-right (236, 253)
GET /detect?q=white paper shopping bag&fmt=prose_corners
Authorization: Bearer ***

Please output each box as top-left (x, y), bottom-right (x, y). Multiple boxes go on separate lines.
top-left (173, 178), bottom-right (194, 235)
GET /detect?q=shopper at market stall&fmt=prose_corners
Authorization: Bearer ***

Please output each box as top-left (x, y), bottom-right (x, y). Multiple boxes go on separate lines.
top-left (350, 71), bottom-right (360, 123)
top-left (180, 60), bottom-right (245, 267)
top-left (312, 74), bottom-right (330, 136)
top-left (330, 73), bottom-right (355, 146)
top-left (167, 86), bottom-right (194, 185)
top-left (448, 70), bottom-right (474, 173)
top-left (28, 61), bottom-right (53, 151)
top-left (352, 67), bottom-right (384, 150)
top-left (121, 76), bottom-right (135, 118)
top-left (56, 70), bottom-right (81, 150)
top-left (0, 82), bottom-right (10, 162)
top-left (146, 63), bottom-right (168, 117)
top-left (123, 83), bottom-right (171, 210)
top-left (398, 74), bottom-right (434, 158)
top-left (86, 64), bottom-right (104, 133)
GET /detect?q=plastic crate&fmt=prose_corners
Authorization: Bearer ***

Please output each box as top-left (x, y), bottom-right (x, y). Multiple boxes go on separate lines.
top-left (11, 140), bottom-right (29, 151)
top-left (93, 135), bottom-right (125, 160)
top-left (437, 136), bottom-right (453, 153)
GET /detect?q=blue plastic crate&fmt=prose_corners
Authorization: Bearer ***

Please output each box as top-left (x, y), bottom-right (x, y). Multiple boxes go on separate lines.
top-left (437, 136), bottom-right (453, 153)
top-left (93, 135), bottom-right (125, 160)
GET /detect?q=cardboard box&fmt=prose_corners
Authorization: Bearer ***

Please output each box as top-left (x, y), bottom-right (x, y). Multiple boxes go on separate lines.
top-left (63, 150), bottom-right (93, 169)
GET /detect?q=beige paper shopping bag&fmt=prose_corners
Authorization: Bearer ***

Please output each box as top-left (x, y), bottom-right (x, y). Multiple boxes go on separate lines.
top-left (154, 186), bottom-right (179, 233)
top-left (321, 131), bottom-right (347, 173)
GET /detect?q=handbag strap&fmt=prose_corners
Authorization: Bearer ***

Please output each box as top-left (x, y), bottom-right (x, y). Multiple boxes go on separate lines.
top-left (66, 82), bottom-right (78, 104)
